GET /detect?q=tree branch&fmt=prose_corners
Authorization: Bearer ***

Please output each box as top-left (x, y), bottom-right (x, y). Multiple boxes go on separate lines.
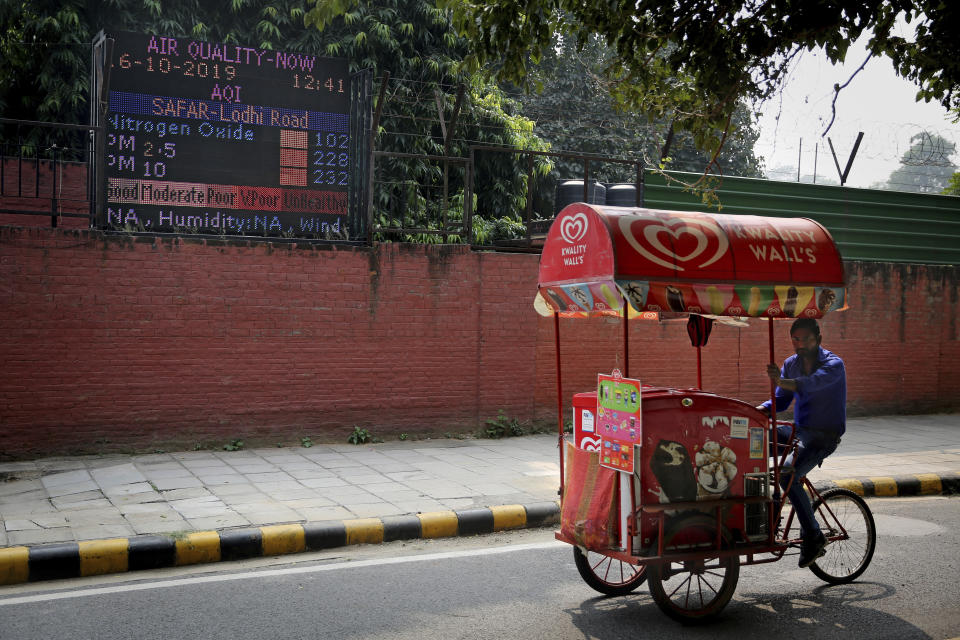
top-left (822, 51), bottom-right (873, 137)
top-left (703, 108), bottom-right (736, 179)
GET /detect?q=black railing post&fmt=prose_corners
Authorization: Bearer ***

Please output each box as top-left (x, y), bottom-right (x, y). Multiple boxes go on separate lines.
top-left (51, 146), bottom-right (59, 228)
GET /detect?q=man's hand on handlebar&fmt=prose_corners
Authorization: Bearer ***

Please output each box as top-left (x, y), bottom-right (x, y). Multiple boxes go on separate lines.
top-left (765, 364), bottom-right (799, 392)
top-left (766, 364), bottom-right (782, 384)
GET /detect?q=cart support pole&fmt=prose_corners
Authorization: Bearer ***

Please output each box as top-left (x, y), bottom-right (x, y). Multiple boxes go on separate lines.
top-left (696, 345), bottom-right (703, 389)
top-left (768, 317), bottom-right (778, 541)
top-left (622, 309), bottom-right (629, 377)
top-left (555, 311), bottom-right (565, 497)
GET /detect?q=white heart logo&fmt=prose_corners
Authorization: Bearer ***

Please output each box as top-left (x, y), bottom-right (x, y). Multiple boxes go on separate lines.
top-left (643, 223), bottom-right (708, 263)
top-left (559, 213), bottom-right (588, 244)
top-left (619, 214), bottom-right (728, 271)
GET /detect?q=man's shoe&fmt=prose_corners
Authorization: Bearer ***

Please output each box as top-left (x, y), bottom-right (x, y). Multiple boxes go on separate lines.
top-left (798, 532), bottom-right (827, 568)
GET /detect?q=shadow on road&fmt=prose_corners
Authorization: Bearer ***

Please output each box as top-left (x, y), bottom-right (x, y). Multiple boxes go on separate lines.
top-left (565, 581), bottom-right (929, 639)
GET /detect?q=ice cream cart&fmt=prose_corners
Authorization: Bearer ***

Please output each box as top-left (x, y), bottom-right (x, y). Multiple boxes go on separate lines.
top-left (538, 204), bottom-right (876, 622)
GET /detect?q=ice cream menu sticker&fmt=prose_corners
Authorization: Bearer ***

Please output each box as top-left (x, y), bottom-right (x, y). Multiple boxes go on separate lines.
top-left (597, 370), bottom-right (642, 472)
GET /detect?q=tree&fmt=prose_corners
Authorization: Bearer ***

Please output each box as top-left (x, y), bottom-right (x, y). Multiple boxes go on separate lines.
top-left (301, 0), bottom-right (552, 240)
top-left (435, 0), bottom-right (960, 186)
top-left (512, 33), bottom-right (764, 180)
top-left (944, 172), bottom-right (960, 196)
top-left (883, 132), bottom-right (958, 193)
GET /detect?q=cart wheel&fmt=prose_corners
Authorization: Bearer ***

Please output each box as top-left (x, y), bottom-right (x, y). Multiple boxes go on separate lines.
top-left (809, 487), bottom-right (876, 584)
top-left (647, 513), bottom-right (739, 623)
top-left (573, 547), bottom-right (646, 596)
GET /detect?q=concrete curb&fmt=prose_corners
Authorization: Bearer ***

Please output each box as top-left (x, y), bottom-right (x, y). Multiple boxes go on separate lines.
top-left (1, 470), bottom-right (956, 587)
top-left (815, 471), bottom-right (960, 498)
top-left (0, 501), bottom-right (562, 586)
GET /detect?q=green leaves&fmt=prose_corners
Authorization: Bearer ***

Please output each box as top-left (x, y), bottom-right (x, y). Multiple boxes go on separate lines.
top-left (304, 0), bottom-right (360, 31)
top-left (445, 0), bottom-right (960, 182)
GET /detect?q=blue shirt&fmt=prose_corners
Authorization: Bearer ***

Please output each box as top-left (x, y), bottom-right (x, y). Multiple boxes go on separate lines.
top-left (761, 346), bottom-right (847, 436)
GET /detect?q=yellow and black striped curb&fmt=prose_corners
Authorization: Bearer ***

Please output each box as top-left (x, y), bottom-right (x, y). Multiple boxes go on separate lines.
top-left (2, 471), bottom-right (957, 587)
top-left (0, 501), bottom-right (561, 586)
top-left (815, 471), bottom-right (960, 498)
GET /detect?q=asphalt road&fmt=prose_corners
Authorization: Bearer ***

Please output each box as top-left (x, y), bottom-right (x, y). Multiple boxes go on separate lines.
top-left (1, 496), bottom-right (958, 640)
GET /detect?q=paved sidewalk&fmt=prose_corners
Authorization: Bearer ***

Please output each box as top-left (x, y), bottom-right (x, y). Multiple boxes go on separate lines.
top-left (0, 434), bottom-right (563, 548)
top-left (0, 412), bottom-right (958, 584)
top-left (2, 413), bottom-right (959, 548)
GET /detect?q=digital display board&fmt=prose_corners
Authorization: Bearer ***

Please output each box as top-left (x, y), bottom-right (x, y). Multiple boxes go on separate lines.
top-left (103, 32), bottom-right (351, 237)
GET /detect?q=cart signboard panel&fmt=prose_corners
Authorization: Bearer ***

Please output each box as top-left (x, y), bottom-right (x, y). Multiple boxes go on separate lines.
top-left (596, 371), bottom-right (642, 471)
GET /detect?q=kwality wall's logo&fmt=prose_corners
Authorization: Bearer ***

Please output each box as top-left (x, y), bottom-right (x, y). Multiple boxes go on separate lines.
top-left (618, 212), bottom-right (729, 271)
top-left (559, 212), bottom-right (588, 244)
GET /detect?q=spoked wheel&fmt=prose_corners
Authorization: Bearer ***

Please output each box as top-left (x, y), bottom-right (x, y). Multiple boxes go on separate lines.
top-left (647, 514), bottom-right (740, 623)
top-left (809, 487), bottom-right (876, 584)
top-left (573, 546), bottom-right (646, 596)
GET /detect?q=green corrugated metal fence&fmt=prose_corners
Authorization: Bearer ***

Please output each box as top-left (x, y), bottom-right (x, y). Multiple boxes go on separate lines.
top-left (644, 171), bottom-right (960, 265)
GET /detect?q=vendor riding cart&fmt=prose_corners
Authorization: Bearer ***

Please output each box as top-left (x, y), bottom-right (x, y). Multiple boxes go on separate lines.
top-left (536, 204), bottom-right (875, 622)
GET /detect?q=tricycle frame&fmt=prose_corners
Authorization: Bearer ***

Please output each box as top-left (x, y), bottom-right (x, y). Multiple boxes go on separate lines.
top-left (553, 312), bottom-right (876, 622)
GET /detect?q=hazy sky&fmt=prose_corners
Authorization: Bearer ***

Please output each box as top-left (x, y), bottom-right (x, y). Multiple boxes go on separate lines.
top-left (754, 31), bottom-right (960, 189)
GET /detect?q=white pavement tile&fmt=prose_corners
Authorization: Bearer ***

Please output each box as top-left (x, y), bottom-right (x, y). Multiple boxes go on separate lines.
top-left (142, 468), bottom-right (195, 479)
top-left (389, 499), bottom-right (449, 514)
top-left (64, 510), bottom-right (129, 526)
top-left (152, 476), bottom-right (204, 491)
top-left (72, 524), bottom-right (136, 541)
top-left (287, 468), bottom-right (338, 480)
top-left (438, 498), bottom-right (483, 510)
top-left (90, 464), bottom-right (147, 487)
top-left (131, 519), bottom-right (190, 535)
top-left (336, 491), bottom-right (395, 506)
top-left (299, 477), bottom-right (349, 489)
top-left (383, 471), bottom-right (434, 482)
top-left (0, 479), bottom-right (43, 497)
top-left (208, 482), bottom-right (260, 496)
top-left (244, 472), bottom-right (296, 484)
top-left (51, 496), bottom-right (112, 510)
top-left (294, 506), bottom-right (354, 521)
top-left (235, 509), bottom-right (302, 525)
top-left (8, 528), bottom-right (74, 545)
top-left (41, 469), bottom-right (92, 488)
top-left (0, 489), bottom-right (50, 506)
top-left (108, 492), bottom-right (165, 506)
top-left (187, 514), bottom-right (251, 530)
top-left (280, 497), bottom-right (336, 509)
top-left (349, 503), bottom-right (404, 518)
top-left (230, 465), bottom-right (280, 474)
top-left (313, 460), bottom-right (365, 470)
top-left (402, 482), bottom-right (471, 499)
top-left (259, 487), bottom-right (320, 501)
top-left (121, 503), bottom-right (179, 516)
top-left (335, 473), bottom-right (389, 485)
top-left (102, 482), bottom-right (155, 497)
top-left (28, 514), bottom-right (70, 528)
top-left (194, 474), bottom-right (248, 486)
top-left (46, 480), bottom-right (101, 497)
top-left (0, 498), bottom-right (58, 517)
top-left (161, 488), bottom-right (214, 500)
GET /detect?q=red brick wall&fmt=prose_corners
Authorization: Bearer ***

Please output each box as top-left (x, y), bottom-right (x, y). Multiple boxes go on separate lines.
top-left (0, 159), bottom-right (90, 229)
top-left (1, 225), bottom-right (958, 457)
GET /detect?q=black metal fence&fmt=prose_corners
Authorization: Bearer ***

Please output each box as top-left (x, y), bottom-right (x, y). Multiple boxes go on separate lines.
top-left (0, 118), bottom-right (99, 228)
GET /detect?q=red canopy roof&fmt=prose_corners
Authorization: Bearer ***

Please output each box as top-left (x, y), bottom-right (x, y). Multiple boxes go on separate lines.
top-left (537, 204), bottom-right (847, 318)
